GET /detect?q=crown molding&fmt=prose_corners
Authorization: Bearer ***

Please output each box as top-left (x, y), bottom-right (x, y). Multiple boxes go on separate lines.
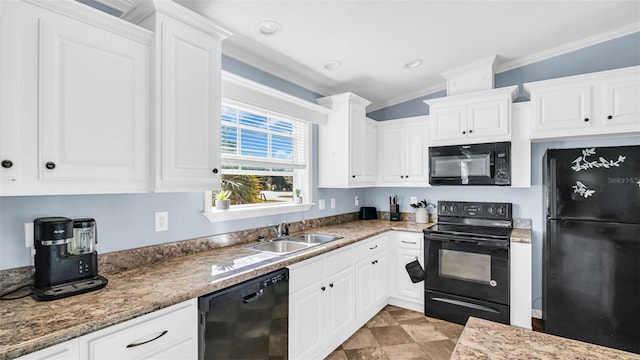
top-left (367, 83), bottom-right (446, 112)
top-left (222, 42), bottom-right (335, 100)
top-left (497, 23), bottom-right (640, 73)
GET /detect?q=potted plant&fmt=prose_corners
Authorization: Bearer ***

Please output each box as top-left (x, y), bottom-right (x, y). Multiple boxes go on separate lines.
top-left (293, 189), bottom-right (302, 204)
top-left (410, 199), bottom-right (435, 223)
top-left (214, 190), bottom-right (232, 210)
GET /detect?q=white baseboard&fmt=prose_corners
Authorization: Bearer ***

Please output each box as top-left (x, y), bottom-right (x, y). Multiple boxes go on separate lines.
top-left (531, 309), bottom-right (543, 319)
top-left (387, 297), bottom-right (423, 313)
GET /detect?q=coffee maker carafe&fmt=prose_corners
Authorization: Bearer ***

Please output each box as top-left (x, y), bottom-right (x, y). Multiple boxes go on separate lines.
top-left (33, 217), bottom-right (108, 301)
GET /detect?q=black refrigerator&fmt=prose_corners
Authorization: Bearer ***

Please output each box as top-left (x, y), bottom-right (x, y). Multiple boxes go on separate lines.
top-left (543, 145), bottom-right (640, 354)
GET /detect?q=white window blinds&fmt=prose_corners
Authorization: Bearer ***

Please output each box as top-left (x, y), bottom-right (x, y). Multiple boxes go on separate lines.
top-left (221, 104), bottom-right (308, 169)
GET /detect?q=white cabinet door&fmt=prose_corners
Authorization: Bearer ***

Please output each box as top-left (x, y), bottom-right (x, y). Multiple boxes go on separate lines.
top-left (0, 1), bottom-right (151, 195)
top-left (601, 76), bottom-right (640, 129)
top-left (388, 232), bottom-right (424, 312)
top-left (349, 106), bottom-right (366, 183)
top-left (530, 84), bottom-right (593, 134)
top-left (396, 249), bottom-right (423, 303)
top-left (380, 126), bottom-right (405, 182)
top-left (355, 256), bottom-right (376, 320)
top-left (289, 278), bottom-right (324, 360)
top-left (378, 117), bottom-right (429, 185)
top-left (404, 123), bottom-right (429, 182)
top-left (38, 16), bottom-right (149, 191)
top-left (467, 98), bottom-right (510, 140)
top-left (431, 104), bottom-right (467, 143)
top-left (372, 250), bottom-right (389, 305)
top-left (362, 118), bottom-right (378, 183)
top-left (154, 15), bottom-right (223, 191)
top-left (326, 266), bottom-right (356, 343)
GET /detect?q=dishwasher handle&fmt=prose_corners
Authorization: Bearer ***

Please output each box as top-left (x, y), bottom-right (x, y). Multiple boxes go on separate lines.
top-left (242, 289), bottom-right (264, 303)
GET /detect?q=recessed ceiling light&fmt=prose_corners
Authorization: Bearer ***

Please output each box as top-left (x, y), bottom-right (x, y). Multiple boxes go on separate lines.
top-left (403, 59), bottom-right (423, 69)
top-left (257, 21), bottom-right (282, 36)
top-left (324, 60), bottom-right (342, 70)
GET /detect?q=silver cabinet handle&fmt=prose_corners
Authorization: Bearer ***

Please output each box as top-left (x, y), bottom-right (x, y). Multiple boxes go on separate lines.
top-left (126, 330), bottom-right (168, 348)
top-left (401, 241), bottom-right (417, 244)
top-left (369, 245), bottom-right (378, 250)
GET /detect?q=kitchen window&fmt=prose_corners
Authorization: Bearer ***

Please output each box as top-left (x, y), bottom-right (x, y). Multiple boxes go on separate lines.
top-left (203, 72), bottom-right (327, 222)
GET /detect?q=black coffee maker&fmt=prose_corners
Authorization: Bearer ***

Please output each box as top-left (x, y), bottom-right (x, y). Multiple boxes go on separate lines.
top-left (33, 217), bottom-right (108, 301)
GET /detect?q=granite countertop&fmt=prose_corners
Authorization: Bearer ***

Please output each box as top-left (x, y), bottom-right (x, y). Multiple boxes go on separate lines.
top-left (0, 219), bottom-right (531, 359)
top-left (0, 220), bottom-right (428, 359)
top-left (451, 317), bottom-right (638, 360)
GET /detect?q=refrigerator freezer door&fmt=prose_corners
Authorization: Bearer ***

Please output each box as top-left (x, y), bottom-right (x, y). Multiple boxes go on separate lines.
top-left (544, 145), bottom-right (640, 223)
top-left (543, 219), bottom-right (640, 353)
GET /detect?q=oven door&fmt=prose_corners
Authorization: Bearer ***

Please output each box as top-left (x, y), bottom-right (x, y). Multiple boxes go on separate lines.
top-left (424, 234), bottom-right (509, 305)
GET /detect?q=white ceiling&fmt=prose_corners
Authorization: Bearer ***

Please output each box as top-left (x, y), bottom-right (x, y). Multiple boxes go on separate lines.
top-left (174, 1), bottom-right (640, 111)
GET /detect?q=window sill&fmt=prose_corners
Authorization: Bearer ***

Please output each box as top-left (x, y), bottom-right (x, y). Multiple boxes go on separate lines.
top-left (202, 203), bottom-right (314, 223)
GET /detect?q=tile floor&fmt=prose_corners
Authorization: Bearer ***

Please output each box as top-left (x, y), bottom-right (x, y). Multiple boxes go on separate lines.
top-left (326, 305), bottom-right (465, 360)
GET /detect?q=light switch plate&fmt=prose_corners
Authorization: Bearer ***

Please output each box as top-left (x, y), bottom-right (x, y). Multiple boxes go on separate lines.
top-left (24, 223), bottom-right (33, 248)
top-left (318, 199), bottom-right (325, 210)
top-left (410, 196), bottom-right (417, 204)
top-left (330, 198), bottom-right (336, 209)
top-left (355, 196), bottom-right (359, 206)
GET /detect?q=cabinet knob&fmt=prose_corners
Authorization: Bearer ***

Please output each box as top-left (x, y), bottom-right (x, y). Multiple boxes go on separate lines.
top-left (469, 129), bottom-right (473, 133)
top-left (329, 283), bottom-right (334, 288)
top-left (45, 162), bottom-right (56, 170)
top-left (352, 175), bottom-right (356, 178)
top-left (400, 175), bottom-right (404, 179)
top-left (607, 115), bottom-right (613, 120)
top-left (584, 118), bottom-right (589, 122)
top-left (405, 175), bottom-right (409, 178)
top-left (462, 131), bottom-right (466, 134)
top-left (321, 286), bottom-right (326, 291)
top-left (1, 160), bottom-right (13, 169)
top-left (212, 168), bottom-right (219, 174)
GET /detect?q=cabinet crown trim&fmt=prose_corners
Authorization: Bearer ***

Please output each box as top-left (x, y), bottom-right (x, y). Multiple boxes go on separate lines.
top-left (317, 92), bottom-right (372, 108)
top-left (423, 85), bottom-right (518, 107)
top-left (522, 65), bottom-right (640, 95)
top-left (121, 0), bottom-right (232, 40)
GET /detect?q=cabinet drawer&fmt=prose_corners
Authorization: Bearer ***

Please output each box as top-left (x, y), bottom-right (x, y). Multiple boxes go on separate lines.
top-left (84, 300), bottom-right (196, 360)
top-left (355, 235), bottom-right (386, 261)
top-left (326, 246), bottom-right (354, 275)
top-left (289, 256), bottom-right (324, 293)
top-left (397, 233), bottom-right (422, 250)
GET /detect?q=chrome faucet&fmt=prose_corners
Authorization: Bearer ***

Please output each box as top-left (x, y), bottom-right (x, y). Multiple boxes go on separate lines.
top-left (270, 222), bottom-right (289, 238)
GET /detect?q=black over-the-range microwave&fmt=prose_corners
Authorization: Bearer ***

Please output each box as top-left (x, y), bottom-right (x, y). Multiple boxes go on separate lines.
top-left (428, 141), bottom-right (511, 186)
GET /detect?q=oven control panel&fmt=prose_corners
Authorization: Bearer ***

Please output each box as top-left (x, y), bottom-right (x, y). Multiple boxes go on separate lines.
top-left (438, 201), bottom-right (512, 219)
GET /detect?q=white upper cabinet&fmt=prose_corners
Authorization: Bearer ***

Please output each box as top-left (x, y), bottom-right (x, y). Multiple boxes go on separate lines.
top-left (317, 93), bottom-right (375, 188)
top-left (524, 66), bottom-right (640, 140)
top-left (425, 86), bottom-right (518, 146)
top-left (0, 0), bottom-right (152, 196)
top-left (378, 116), bottom-right (429, 186)
top-left (123, 1), bottom-right (231, 192)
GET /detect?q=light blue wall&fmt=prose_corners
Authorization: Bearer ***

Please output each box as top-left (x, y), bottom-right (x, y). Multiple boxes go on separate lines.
top-left (0, 61), bottom-right (363, 271)
top-left (364, 31), bottom-right (640, 311)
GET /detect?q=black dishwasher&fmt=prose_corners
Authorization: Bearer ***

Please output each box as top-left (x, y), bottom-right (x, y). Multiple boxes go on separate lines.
top-left (198, 268), bottom-right (289, 360)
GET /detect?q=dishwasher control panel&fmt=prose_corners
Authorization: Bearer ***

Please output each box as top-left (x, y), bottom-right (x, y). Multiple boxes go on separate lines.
top-left (261, 270), bottom-right (289, 289)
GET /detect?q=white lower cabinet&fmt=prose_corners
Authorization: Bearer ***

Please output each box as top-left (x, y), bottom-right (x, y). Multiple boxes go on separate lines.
top-left (355, 233), bottom-right (390, 323)
top-left (388, 231), bottom-right (424, 313)
top-left (17, 299), bottom-right (197, 360)
top-left (510, 242), bottom-right (532, 329)
top-left (15, 340), bottom-right (80, 360)
top-left (289, 245), bottom-right (356, 360)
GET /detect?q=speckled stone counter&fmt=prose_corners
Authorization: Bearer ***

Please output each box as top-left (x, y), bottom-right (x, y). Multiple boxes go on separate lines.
top-left (0, 219), bottom-right (429, 359)
top-left (451, 317), bottom-right (639, 360)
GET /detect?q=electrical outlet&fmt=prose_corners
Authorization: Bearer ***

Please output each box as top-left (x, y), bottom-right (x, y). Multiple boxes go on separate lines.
top-left (318, 199), bottom-right (325, 210)
top-left (24, 223), bottom-right (33, 248)
top-left (355, 196), bottom-right (359, 206)
top-left (155, 212), bottom-right (168, 232)
top-left (410, 196), bottom-right (417, 204)
top-left (330, 198), bottom-right (336, 209)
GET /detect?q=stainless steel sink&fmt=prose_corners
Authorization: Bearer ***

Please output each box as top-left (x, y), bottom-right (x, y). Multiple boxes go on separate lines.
top-left (246, 240), bottom-right (310, 255)
top-left (286, 233), bottom-right (341, 244)
top-left (246, 233), bottom-right (341, 255)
